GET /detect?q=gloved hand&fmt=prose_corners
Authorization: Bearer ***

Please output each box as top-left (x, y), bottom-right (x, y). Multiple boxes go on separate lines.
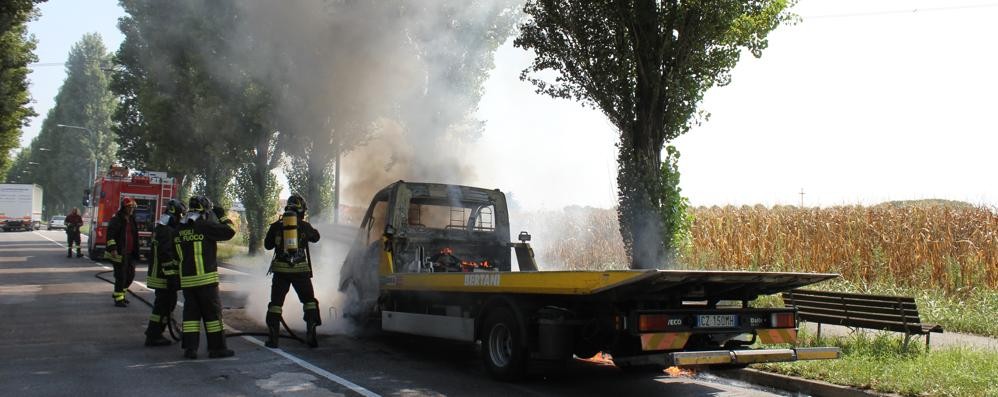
top-left (212, 206), bottom-right (226, 219)
top-left (306, 227), bottom-right (320, 242)
top-left (104, 248), bottom-right (121, 263)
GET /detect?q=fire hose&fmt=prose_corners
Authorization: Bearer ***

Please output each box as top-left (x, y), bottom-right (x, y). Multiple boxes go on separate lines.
top-left (94, 270), bottom-right (306, 344)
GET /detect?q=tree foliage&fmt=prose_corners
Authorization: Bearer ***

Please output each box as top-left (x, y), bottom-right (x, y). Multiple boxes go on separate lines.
top-left (113, 0), bottom-right (248, 203)
top-left (515, 0), bottom-right (793, 268)
top-left (111, 0), bottom-right (522, 252)
top-left (7, 33), bottom-right (115, 217)
top-left (0, 0), bottom-right (44, 176)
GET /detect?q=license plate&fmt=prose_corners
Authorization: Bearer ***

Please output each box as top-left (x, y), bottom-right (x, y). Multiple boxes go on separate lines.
top-left (697, 314), bottom-right (737, 328)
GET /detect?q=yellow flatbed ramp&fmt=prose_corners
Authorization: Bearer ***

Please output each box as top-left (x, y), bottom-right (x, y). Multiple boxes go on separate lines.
top-left (381, 269), bottom-right (837, 299)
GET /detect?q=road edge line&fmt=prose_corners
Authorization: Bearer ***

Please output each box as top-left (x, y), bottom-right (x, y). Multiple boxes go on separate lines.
top-left (233, 329), bottom-right (381, 397)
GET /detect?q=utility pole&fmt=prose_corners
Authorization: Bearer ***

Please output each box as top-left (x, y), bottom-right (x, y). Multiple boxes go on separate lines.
top-left (799, 188), bottom-right (805, 208)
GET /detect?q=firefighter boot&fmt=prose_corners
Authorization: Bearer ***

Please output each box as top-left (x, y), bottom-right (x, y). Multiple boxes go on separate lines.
top-left (144, 321), bottom-right (171, 347)
top-left (182, 330), bottom-right (199, 359)
top-left (76, 248), bottom-right (82, 257)
top-left (265, 322), bottom-right (280, 348)
top-left (207, 332), bottom-right (234, 358)
top-left (306, 320), bottom-right (318, 348)
top-left (265, 310), bottom-right (282, 348)
top-left (304, 304), bottom-right (321, 348)
top-left (67, 248), bottom-right (72, 258)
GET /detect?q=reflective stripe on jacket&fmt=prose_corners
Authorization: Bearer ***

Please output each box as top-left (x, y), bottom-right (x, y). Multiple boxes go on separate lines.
top-left (175, 213), bottom-right (235, 288)
top-left (148, 223), bottom-right (179, 289)
top-left (265, 219), bottom-right (320, 278)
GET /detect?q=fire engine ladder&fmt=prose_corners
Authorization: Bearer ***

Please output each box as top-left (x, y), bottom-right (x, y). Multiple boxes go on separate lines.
top-left (159, 179), bottom-right (175, 215)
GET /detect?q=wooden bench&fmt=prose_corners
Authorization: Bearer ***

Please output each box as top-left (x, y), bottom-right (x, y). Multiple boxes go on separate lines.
top-left (782, 289), bottom-right (944, 350)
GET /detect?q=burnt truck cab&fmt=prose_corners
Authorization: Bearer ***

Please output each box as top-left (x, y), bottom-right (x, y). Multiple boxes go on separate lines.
top-left (339, 181), bottom-right (840, 380)
top-left (340, 182), bottom-right (523, 314)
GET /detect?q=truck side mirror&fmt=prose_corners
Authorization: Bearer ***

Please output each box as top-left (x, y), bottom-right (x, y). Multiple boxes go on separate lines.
top-left (518, 231), bottom-right (531, 243)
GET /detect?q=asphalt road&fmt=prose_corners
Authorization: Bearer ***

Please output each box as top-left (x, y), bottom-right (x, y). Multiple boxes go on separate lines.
top-left (0, 230), bottom-right (791, 396)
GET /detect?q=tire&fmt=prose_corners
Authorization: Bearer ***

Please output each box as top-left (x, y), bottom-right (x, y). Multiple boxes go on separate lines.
top-left (481, 307), bottom-right (528, 381)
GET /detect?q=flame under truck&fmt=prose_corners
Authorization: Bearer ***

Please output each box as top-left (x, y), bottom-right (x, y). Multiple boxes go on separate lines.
top-left (338, 181), bottom-right (841, 380)
top-left (87, 166), bottom-right (179, 261)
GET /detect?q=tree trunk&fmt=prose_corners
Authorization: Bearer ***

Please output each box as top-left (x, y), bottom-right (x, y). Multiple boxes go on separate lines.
top-left (241, 135), bottom-right (278, 256)
top-left (617, 127), bottom-right (665, 269)
top-left (301, 149), bottom-right (334, 221)
top-left (244, 162), bottom-right (267, 256)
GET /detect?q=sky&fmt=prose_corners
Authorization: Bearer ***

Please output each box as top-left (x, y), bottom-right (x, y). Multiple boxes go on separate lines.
top-left (23, 0), bottom-right (998, 210)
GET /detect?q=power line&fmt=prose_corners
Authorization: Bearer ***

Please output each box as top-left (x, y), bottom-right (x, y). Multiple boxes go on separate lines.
top-left (28, 62), bottom-right (64, 68)
top-left (805, 3), bottom-right (998, 20)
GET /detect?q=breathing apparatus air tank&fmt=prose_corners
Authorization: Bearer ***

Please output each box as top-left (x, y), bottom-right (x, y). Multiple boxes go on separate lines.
top-left (282, 207), bottom-right (299, 254)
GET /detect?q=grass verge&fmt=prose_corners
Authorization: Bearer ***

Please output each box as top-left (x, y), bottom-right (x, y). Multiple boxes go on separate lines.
top-left (755, 330), bottom-right (998, 396)
top-left (217, 242), bottom-right (243, 260)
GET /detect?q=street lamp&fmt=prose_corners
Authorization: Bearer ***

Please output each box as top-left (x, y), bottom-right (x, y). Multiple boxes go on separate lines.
top-left (56, 124), bottom-right (100, 216)
top-left (55, 124), bottom-right (100, 185)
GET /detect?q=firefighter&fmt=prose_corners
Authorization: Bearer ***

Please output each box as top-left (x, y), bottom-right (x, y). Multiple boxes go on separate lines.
top-left (264, 193), bottom-right (321, 348)
top-left (106, 197), bottom-right (139, 307)
top-left (144, 199), bottom-right (185, 347)
top-left (64, 207), bottom-right (84, 258)
top-left (176, 196), bottom-right (236, 359)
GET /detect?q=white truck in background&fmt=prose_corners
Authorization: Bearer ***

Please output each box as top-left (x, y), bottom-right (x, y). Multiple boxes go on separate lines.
top-left (0, 184), bottom-right (43, 232)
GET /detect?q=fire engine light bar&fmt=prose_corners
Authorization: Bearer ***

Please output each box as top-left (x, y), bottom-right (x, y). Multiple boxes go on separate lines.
top-left (638, 314), bottom-right (670, 332)
top-left (771, 312), bottom-right (796, 328)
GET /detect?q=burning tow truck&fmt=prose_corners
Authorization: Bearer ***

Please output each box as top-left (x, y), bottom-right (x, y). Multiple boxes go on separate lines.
top-left (339, 181), bottom-right (841, 380)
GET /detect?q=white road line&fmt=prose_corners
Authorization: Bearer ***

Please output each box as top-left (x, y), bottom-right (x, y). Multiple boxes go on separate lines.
top-left (235, 329), bottom-right (381, 397)
top-left (34, 230), bottom-right (378, 396)
top-left (33, 231), bottom-right (153, 289)
top-left (33, 230), bottom-right (67, 247)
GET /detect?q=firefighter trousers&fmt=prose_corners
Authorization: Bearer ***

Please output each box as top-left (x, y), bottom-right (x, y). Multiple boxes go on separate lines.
top-left (266, 275), bottom-right (321, 327)
top-left (182, 284), bottom-right (228, 352)
top-left (145, 289), bottom-right (178, 337)
top-left (111, 256), bottom-right (135, 302)
top-left (66, 231), bottom-right (81, 249)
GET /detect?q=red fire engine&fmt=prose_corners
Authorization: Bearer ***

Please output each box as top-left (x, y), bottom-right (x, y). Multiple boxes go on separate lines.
top-left (87, 166), bottom-right (179, 260)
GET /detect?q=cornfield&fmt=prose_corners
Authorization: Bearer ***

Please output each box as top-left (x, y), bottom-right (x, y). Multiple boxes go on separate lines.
top-left (526, 203), bottom-right (998, 292)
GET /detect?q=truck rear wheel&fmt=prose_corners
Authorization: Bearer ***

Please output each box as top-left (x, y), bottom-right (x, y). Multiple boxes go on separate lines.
top-left (481, 307), bottom-right (527, 381)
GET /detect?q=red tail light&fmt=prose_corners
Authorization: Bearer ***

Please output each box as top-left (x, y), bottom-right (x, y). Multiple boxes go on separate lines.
top-left (639, 314), bottom-right (670, 331)
top-left (771, 312), bottom-right (796, 328)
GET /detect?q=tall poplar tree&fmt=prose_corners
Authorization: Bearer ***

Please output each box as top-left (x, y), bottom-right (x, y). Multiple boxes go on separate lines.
top-left (15, 33), bottom-right (115, 216)
top-left (516, 0), bottom-right (793, 268)
top-left (0, 0), bottom-right (44, 176)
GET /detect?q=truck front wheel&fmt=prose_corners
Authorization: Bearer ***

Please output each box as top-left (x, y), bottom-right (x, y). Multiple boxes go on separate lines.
top-left (481, 307), bottom-right (527, 381)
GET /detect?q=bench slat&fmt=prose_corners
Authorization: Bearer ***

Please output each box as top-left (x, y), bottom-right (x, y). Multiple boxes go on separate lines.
top-left (796, 312), bottom-right (935, 334)
top-left (785, 289), bottom-right (917, 302)
top-left (782, 293), bottom-right (918, 311)
top-left (794, 306), bottom-right (921, 324)
top-left (782, 296), bottom-right (920, 316)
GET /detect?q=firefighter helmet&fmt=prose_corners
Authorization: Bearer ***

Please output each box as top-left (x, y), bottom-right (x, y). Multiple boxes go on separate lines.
top-left (188, 195), bottom-right (212, 213)
top-left (286, 193), bottom-right (307, 215)
top-left (122, 197), bottom-right (137, 209)
top-left (165, 199), bottom-right (187, 216)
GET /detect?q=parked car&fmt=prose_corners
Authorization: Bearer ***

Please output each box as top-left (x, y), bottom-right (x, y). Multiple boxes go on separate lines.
top-left (48, 216), bottom-right (66, 230)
